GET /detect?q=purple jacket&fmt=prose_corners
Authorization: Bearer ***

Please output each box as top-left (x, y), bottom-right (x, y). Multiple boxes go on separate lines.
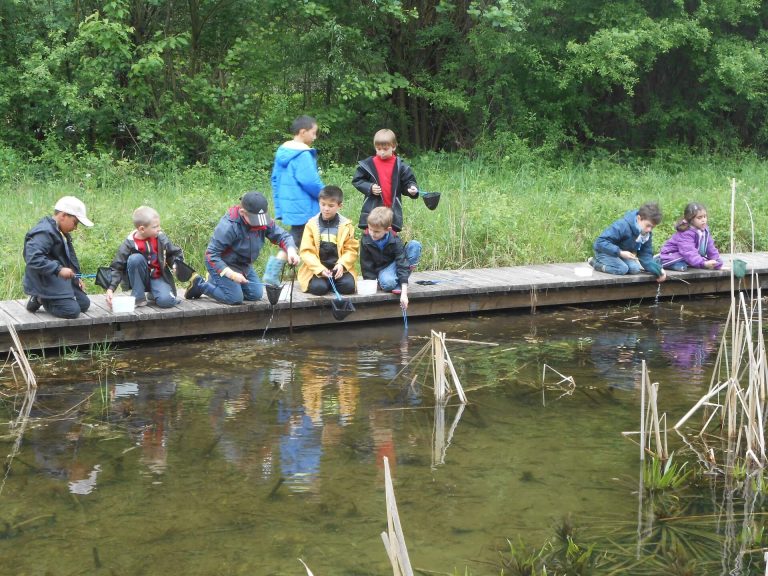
top-left (659, 227), bottom-right (722, 269)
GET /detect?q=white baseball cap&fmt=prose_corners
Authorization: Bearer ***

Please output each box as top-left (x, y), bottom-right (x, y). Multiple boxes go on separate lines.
top-left (54, 196), bottom-right (93, 227)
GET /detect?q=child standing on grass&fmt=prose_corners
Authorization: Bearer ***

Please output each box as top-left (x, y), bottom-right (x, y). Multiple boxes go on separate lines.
top-left (352, 129), bottom-right (419, 232)
top-left (297, 185), bottom-right (359, 296)
top-left (658, 202), bottom-right (722, 271)
top-left (360, 207), bottom-right (421, 309)
top-left (185, 192), bottom-right (299, 304)
top-left (23, 196), bottom-right (94, 318)
top-left (589, 202), bottom-right (667, 283)
top-left (105, 206), bottom-right (185, 309)
top-left (269, 115), bottom-right (325, 285)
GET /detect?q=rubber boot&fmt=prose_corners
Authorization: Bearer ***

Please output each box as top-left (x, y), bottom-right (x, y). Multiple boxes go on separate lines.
top-left (262, 256), bottom-right (285, 286)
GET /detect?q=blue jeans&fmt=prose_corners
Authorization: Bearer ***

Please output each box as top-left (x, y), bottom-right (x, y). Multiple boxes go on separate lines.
top-left (379, 240), bottom-right (422, 291)
top-left (661, 259), bottom-right (688, 271)
top-left (592, 252), bottom-right (642, 275)
top-left (41, 287), bottom-right (90, 319)
top-left (126, 254), bottom-right (178, 308)
top-left (202, 261), bottom-right (262, 304)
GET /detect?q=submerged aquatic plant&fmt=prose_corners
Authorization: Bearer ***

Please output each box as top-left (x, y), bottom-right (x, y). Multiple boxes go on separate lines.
top-left (643, 454), bottom-right (691, 492)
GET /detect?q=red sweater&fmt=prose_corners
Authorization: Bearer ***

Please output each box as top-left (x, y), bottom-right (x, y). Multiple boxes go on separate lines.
top-left (373, 155), bottom-right (396, 207)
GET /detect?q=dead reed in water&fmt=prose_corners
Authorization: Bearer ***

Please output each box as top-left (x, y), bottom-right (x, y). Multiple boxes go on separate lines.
top-left (381, 456), bottom-right (414, 576)
top-left (674, 179), bottom-right (768, 472)
top-left (1, 314), bottom-right (38, 496)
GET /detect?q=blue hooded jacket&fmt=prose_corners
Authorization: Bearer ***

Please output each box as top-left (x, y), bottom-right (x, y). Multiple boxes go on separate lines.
top-left (594, 209), bottom-right (662, 276)
top-left (270, 142), bottom-right (325, 226)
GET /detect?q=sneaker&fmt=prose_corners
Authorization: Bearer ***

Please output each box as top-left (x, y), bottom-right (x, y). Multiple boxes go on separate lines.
top-left (391, 288), bottom-right (402, 295)
top-left (25, 296), bottom-right (41, 313)
top-left (185, 274), bottom-right (205, 299)
top-left (135, 299), bottom-right (148, 308)
top-left (409, 264), bottom-right (417, 271)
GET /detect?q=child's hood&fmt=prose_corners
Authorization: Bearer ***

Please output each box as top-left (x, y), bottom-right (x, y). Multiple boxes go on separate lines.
top-left (622, 209), bottom-right (641, 235)
top-left (274, 141), bottom-right (315, 167)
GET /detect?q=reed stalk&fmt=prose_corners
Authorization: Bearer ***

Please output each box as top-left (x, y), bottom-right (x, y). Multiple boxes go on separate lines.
top-left (673, 179), bottom-right (768, 472)
top-left (381, 456), bottom-right (414, 576)
top-left (1, 314), bottom-right (38, 497)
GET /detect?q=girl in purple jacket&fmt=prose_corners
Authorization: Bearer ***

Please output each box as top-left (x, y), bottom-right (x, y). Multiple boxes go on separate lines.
top-left (659, 202), bottom-right (722, 271)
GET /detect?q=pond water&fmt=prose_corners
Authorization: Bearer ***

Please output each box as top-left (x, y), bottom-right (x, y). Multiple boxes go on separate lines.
top-left (0, 297), bottom-right (764, 575)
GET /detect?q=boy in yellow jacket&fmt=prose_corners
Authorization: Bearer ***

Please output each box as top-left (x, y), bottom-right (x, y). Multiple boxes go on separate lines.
top-left (298, 186), bottom-right (359, 295)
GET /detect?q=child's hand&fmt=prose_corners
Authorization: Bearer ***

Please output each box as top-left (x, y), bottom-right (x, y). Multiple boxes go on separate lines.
top-left (618, 250), bottom-right (637, 260)
top-left (407, 185), bottom-right (418, 196)
top-left (331, 263), bottom-right (345, 279)
top-left (105, 289), bottom-right (113, 306)
top-left (225, 270), bottom-right (247, 284)
top-left (58, 267), bottom-right (76, 279)
top-left (704, 260), bottom-right (718, 269)
top-left (400, 293), bottom-right (409, 310)
top-left (371, 184), bottom-right (382, 196)
top-left (286, 247), bottom-right (300, 266)
top-left (656, 272), bottom-right (667, 283)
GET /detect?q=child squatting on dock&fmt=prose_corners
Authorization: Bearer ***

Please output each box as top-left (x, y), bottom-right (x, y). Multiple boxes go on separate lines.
top-left (658, 202), bottom-right (723, 271)
top-left (589, 202), bottom-right (667, 283)
top-left (23, 196), bottom-right (94, 319)
top-left (105, 206), bottom-right (186, 309)
top-left (360, 206), bottom-right (421, 310)
top-left (297, 185), bottom-right (359, 296)
top-left (185, 192), bottom-right (299, 304)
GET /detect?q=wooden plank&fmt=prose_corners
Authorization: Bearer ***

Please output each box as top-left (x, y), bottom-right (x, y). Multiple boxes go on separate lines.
top-left (2, 253), bottom-right (768, 352)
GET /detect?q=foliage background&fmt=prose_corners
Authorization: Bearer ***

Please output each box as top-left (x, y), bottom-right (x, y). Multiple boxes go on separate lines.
top-left (2, 0), bottom-right (768, 300)
top-left (2, 0), bottom-right (768, 166)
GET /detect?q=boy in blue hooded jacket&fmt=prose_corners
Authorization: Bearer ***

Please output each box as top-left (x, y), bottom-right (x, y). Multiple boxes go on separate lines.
top-left (268, 115), bottom-right (325, 285)
top-left (185, 192), bottom-right (299, 304)
top-left (589, 202), bottom-right (667, 283)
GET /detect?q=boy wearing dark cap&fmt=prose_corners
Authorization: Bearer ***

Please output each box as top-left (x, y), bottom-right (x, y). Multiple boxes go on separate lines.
top-left (185, 192), bottom-right (299, 304)
top-left (23, 196), bottom-right (94, 318)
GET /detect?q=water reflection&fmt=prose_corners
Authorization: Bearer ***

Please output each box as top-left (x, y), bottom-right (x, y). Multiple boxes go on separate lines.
top-left (0, 298), bottom-right (760, 575)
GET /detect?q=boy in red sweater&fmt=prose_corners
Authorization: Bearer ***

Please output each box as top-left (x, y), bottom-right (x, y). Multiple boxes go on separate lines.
top-left (352, 129), bottom-right (419, 233)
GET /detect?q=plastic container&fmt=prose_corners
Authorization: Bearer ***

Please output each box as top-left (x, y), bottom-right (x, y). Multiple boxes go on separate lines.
top-left (112, 295), bottom-right (136, 313)
top-left (574, 266), bottom-right (593, 277)
top-left (357, 279), bottom-right (378, 296)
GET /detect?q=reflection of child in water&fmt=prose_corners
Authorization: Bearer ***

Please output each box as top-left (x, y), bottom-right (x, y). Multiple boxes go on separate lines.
top-left (660, 323), bottom-right (720, 384)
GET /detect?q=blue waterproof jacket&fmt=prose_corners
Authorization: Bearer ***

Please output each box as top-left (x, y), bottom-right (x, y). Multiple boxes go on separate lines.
top-left (23, 216), bottom-right (82, 299)
top-left (594, 209), bottom-right (661, 276)
top-left (205, 206), bottom-right (295, 275)
top-left (270, 142), bottom-right (325, 226)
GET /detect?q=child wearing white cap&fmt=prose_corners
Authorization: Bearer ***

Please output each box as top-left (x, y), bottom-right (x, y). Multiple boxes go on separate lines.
top-left (23, 196), bottom-right (94, 318)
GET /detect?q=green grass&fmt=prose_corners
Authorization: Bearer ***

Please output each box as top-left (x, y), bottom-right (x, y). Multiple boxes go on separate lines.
top-left (2, 152), bottom-right (767, 300)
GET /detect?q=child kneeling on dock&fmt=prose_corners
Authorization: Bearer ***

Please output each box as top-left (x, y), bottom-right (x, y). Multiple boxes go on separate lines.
top-left (23, 196), bottom-right (94, 318)
top-left (360, 206), bottom-right (421, 310)
top-left (297, 185), bottom-right (359, 296)
top-left (185, 192), bottom-right (299, 304)
top-left (589, 202), bottom-right (667, 283)
top-left (105, 206), bottom-right (185, 309)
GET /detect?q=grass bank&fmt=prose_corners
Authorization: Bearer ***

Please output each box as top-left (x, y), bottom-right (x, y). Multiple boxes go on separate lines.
top-left (1, 152), bottom-right (767, 301)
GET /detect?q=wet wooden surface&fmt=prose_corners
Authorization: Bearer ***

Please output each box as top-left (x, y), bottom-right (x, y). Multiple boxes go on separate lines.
top-left (1, 252), bottom-right (766, 352)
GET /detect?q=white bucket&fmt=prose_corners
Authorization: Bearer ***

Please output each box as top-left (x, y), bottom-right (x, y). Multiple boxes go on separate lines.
top-left (357, 279), bottom-right (378, 296)
top-left (112, 295), bottom-right (136, 313)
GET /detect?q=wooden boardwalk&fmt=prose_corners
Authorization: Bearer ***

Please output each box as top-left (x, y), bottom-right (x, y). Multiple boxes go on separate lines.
top-left (2, 252), bottom-right (767, 352)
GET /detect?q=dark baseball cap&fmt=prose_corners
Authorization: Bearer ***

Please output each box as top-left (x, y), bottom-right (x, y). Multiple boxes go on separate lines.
top-left (240, 192), bottom-right (269, 226)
